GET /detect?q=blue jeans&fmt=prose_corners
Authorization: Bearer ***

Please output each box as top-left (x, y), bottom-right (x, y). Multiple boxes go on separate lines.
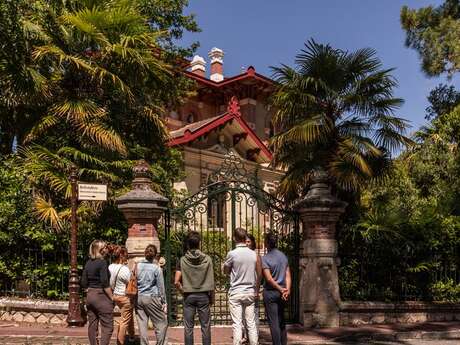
top-left (263, 289), bottom-right (287, 345)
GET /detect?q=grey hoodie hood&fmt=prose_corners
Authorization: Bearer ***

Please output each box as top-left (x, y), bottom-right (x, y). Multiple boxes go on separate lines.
top-left (180, 249), bottom-right (215, 293)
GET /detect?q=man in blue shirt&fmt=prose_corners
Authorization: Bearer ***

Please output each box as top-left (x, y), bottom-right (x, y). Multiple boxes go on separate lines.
top-left (262, 233), bottom-right (291, 345)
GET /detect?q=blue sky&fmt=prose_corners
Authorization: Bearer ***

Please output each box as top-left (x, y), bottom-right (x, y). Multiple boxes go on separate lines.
top-left (180, 0), bottom-right (460, 133)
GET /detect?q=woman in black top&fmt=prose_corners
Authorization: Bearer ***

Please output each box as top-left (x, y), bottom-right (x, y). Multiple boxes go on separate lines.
top-left (81, 240), bottom-right (114, 345)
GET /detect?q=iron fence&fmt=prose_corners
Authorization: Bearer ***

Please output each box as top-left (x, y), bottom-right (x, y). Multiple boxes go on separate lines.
top-left (0, 248), bottom-right (83, 299)
top-left (339, 254), bottom-right (460, 302)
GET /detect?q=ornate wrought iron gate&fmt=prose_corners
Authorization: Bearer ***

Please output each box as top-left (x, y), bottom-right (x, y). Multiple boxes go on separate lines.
top-left (164, 153), bottom-right (300, 325)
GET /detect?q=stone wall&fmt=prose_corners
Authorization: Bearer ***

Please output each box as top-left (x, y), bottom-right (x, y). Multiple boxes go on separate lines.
top-left (340, 301), bottom-right (460, 326)
top-left (0, 298), bottom-right (121, 326)
top-left (3, 297), bottom-right (460, 328)
top-left (0, 298), bottom-right (68, 325)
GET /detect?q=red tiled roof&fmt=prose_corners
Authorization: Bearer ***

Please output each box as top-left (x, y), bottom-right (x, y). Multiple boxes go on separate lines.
top-left (185, 66), bottom-right (274, 89)
top-left (168, 97), bottom-right (272, 163)
top-left (169, 115), bottom-right (223, 139)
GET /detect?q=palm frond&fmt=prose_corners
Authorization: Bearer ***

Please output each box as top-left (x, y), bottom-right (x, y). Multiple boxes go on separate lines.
top-left (270, 115), bottom-right (333, 150)
top-left (34, 196), bottom-right (64, 231)
top-left (79, 121), bottom-right (127, 155)
top-left (50, 99), bottom-right (106, 121)
top-left (24, 114), bottom-right (60, 143)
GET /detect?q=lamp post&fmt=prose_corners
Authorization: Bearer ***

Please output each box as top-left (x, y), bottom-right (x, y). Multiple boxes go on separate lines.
top-left (66, 165), bottom-right (84, 327)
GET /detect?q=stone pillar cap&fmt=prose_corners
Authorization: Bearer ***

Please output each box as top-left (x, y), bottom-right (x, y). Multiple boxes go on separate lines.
top-left (294, 169), bottom-right (347, 210)
top-left (116, 160), bottom-right (169, 209)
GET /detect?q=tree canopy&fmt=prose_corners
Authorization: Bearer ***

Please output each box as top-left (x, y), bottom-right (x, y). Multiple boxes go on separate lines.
top-left (401, 0), bottom-right (460, 76)
top-left (0, 0), bottom-right (192, 232)
top-left (270, 39), bottom-right (410, 201)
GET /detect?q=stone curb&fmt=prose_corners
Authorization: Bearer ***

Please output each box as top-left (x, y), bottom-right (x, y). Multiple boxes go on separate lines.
top-left (332, 329), bottom-right (460, 343)
top-left (0, 330), bottom-right (460, 344)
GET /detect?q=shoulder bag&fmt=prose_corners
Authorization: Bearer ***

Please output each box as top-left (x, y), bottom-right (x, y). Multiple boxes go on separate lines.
top-left (125, 262), bottom-right (138, 297)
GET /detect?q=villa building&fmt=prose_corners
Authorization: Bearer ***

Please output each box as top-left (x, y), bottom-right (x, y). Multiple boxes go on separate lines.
top-left (167, 48), bottom-right (282, 195)
top-left (165, 47), bottom-right (284, 233)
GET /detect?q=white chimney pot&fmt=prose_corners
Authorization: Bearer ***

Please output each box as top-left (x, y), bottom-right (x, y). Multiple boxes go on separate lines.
top-left (208, 47), bottom-right (224, 82)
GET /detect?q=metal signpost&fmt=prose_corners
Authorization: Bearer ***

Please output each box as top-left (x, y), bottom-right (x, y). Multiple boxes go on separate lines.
top-left (66, 167), bottom-right (107, 327)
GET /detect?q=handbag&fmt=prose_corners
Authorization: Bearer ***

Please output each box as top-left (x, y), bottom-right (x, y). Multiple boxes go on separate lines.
top-left (125, 262), bottom-right (138, 297)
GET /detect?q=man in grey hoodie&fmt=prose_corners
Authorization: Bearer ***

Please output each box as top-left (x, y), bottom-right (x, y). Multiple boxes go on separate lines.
top-left (174, 231), bottom-right (215, 345)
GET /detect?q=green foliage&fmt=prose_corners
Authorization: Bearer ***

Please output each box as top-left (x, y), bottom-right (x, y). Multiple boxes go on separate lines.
top-left (0, 0), bottom-right (196, 301)
top-left (0, 155), bottom-right (69, 298)
top-left (0, 0), bottom-right (190, 236)
top-left (0, 156), bottom-right (51, 276)
top-left (401, 0), bottom-right (460, 76)
top-left (0, 0), bottom-right (49, 154)
top-left (202, 231), bottom-right (231, 287)
top-left (270, 39), bottom-right (410, 202)
top-left (425, 84), bottom-right (460, 121)
top-left (138, 0), bottom-right (200, 56)
top-left (340, 96), bottom-right (460, 301)
top-left (430, 279), bottom-right (460, 302)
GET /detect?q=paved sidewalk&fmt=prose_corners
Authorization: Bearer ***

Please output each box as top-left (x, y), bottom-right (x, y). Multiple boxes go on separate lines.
top-left (0, 321), bottom-right (459, 344)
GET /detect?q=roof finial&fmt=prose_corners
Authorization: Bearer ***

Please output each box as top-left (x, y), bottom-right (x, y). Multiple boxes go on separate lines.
top-left (227, 96), bottom-right (241, 117)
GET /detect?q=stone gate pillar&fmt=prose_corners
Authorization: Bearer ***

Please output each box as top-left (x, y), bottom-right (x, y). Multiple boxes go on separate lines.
top-left (295, 170), bottom-right (347, 328)
top-left (116, 160), bottom-right (168, 260)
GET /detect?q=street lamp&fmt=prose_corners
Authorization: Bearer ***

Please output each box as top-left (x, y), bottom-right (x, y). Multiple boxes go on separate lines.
top-left (66, 165), bottom-right (84, 327)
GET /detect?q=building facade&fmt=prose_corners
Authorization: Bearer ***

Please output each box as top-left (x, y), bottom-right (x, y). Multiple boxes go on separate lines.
top-left (165, 48), bottom-right (283, 235)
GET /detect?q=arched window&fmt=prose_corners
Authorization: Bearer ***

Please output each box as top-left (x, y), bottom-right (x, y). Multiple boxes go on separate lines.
top-left (186, 112), bottom-right (195, 124)
top-left (207, 182), bottom-right (225, 229)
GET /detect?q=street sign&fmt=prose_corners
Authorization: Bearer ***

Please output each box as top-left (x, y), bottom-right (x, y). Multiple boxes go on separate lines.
top-left (78, 183), bottom-right (107, 201)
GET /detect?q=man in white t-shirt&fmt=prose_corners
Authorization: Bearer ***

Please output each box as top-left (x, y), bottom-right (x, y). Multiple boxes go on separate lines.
top-left (223, 228), bottom-right (262, 345)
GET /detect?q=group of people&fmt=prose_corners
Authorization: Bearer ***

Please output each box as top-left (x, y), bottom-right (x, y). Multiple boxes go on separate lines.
top-left (81, 227), bottom-right (291, 345)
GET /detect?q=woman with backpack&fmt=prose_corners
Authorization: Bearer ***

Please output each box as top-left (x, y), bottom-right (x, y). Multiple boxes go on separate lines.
top-left (108, 245), bottom-right (135, 345)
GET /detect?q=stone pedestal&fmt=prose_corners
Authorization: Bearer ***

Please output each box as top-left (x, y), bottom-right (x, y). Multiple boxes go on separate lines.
top-left (116, 160), bottom-right (168, 260)
top-left (295, 170), bottom-right (347, 328)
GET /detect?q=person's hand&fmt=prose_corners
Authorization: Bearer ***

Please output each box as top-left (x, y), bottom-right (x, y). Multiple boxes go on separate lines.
top-left (254, 290), bottom-right (259, 299)
top-left (162, 304), bottom-right (168, 314)
top-left (158, 257), bottom-right (166, 267)
top-left (174, 281), bottom-right (183, 293)
top-left (282, 289), bottom-right (291, 301)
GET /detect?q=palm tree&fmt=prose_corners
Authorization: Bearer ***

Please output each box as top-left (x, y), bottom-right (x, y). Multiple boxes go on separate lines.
top-left (15, 0), bottom-right (190, 227)
top-left (25, 0), bottom-right (175, 155)
top-left (270, 39), bottom-right (411, 201)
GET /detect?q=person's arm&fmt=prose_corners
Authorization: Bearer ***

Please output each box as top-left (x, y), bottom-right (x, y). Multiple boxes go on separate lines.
top-left (157, 267), bottom-right (167, 307)
top-left (104, 287), bottom-right (113, 300)
top-left (282, 267), bottom-right (292, 301)
top-left (100, 261), bottom-right (113, 300)
top-left (120, 266), bottom-right (131, 284)
top-left (209, 259), bottom-right (215, 305)
top-left (255, 255), bottom-right (262, 296)
top-left (81, 262), bottom-right (88, 289)
top-left (174, 270), bottom-right (183, 292)
top-left (263, 268), bottom-right (287, 294)
top-left (223, 252), bottom-right (233, 275)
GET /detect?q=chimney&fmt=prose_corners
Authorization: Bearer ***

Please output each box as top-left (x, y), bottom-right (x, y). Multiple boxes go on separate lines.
top-left (190, 55), bottom-right (206, 77)
top-left (208, 47), bottom-right (224, 82)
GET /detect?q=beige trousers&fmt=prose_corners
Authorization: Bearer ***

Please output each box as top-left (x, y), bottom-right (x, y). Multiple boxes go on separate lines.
top-left (113, 295), bottom-right (135, 345)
